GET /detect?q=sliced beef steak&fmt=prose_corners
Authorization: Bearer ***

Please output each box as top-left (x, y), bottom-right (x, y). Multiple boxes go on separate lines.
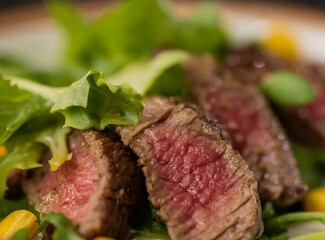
top-left (116, 96), bottom-right (262, 240)
top-left (23, 129), bottom-right (143, 240)
top-left (225, 47), bottom-right (325, 149)
top-left (223, 46), bottom-right (290, 85)
top-left (183, 57), bottom-right (306, 206)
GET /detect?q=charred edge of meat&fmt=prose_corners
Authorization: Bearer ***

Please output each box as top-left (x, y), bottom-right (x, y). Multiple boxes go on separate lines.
top-left (117, 96), bottom-right (263, 240)
top-left (182, 56), bottom-right (307, 206)
top-left (23, 129), bottom-right (145, 240)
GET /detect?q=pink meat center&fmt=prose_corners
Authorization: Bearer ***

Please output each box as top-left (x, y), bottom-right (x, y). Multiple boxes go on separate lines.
top-left (38, 141), bottom-right (98, 222)
top-left (206, 88), bottom-right (275, 158)
top-left (145, 123), bottom-right (241, 234)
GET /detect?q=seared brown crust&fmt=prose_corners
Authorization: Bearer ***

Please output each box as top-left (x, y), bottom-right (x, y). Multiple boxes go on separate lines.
top-left (224, 47), bottom-right (325, 149)
top-left (117, 96), bottom-right (263, 240)
top-left (182, 56), bottom-right (306, 206)
top-left (24, 129), bottom-right (144, 240)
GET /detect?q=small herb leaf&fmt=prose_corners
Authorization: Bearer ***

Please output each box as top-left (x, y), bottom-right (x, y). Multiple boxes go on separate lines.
top-left (261, 71), bottom-right (315, 107)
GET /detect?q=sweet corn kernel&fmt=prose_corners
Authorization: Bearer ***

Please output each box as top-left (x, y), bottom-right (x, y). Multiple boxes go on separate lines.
top-left (262, 22), bottom-right (298, 60)
top-left (0, 210), bottom-right (39, 240)
top-left (304, 187), bottom-right (325, 212)
top-left (0, 146), bottom-right (6, 157)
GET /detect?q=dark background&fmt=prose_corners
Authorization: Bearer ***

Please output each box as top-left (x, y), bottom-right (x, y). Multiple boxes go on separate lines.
top-left (1, 0), bottom-right (325, 9)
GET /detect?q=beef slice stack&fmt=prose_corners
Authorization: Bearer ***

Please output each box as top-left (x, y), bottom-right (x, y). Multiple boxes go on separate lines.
top-left (117, 96), bottom-right (263, 240)
top-left (183, 56), bottom-right (306, 206)
top-left (224, 47), bottom-right (325, 149)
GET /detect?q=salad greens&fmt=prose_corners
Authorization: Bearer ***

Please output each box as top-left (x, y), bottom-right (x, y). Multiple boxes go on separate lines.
top-left (44, 0), bottom-right (228, 84)
top-left (40, 213), bottom-right (84, 240)
top-left (107, 50), bottom-right (190, 95)
top-left (0, 49), bottom-right (188, 198)
top-left (51, 70), bottom-right (143, 129)
top-left (1, 0), bottom-right (325, 240)
top-left (261, 71), bottom-right (315, 107)
top-left (0, 75), bottom-right (52, 145)
top-left (291, 231), bottom-right (325, 240)
top-left (0, 198), bottom-right (38, 221)
top-left (261, 203), bottom-right (325, 240)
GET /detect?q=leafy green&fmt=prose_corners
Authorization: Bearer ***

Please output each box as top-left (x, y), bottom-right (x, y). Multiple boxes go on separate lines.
top-left (174, 4), bottom-right (229, 56)
top-left (0, 141), bottom-right (43, 197)
top-left (261, 202), bottom-right (325, 240)
top-left (130, 232), bottom-right (170, 240)
top-left (36, 126), bottom-right (71, 171)
top-left (10, 228), bottom-right (30, 240)
top-left (261, 71), bottom-right (315, 107)
top-left (94, 0), bottom-right (175, 66)
top-left (129, 200), bottom-right (169, 239)
top-left (291, 231), bottom-right (325, 240)
top-left (146, 65), bottom-right (190, 98)
top-left (0, 76), bottom-right (52, 144)
top-left (46, 0), bottom-right (228, 78)
top-left (51, 70), bottom-right (143, 129)
top-left (47, 0), bottom-right (86, 37)
top-left (0, 198), bottom-right (38, 221)
top-left (40, 213), bottom-right (84, 240)
top-left (0, 115), bottom-right (70, 197)
top-left (292, 142), bottom-right (325, 189)
top-left (107, 50), bottom-right (190, 95)
top-left (0, 55), bottom-right (76, 87)
top-left (264, 212), bottom-right (325, 237)
top-left (8, 76), bottom-right (66, 102)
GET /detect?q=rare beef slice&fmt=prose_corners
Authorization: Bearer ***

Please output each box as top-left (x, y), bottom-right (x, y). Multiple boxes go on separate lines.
top-left (224, 47), bottom-right (325, 149)
top-left (116, 96), bottom-right (263, 240)
top-left (183, 56), bottom-right (306, 206)
top-left (23, 129), bottom-right (144, 240)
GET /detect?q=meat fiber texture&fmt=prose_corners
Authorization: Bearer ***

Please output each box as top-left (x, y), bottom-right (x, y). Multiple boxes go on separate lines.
top-left (183, 56), bottom-right (306, 206)
top-left (117, 96), bottom-right (263, 240)
top-left (224, 47), bottom-right (325, 149)
top-left (23, 129), bottom-right (144, 240)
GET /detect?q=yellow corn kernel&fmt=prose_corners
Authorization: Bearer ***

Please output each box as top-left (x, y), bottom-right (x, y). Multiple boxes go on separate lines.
top-left (0, 146), bottom-right (6, 157)
top-left (262, 22), bottom-right (298, 60)
top-left (0, 210), bottom-right (39, 240)
top-left (93, 237), bottom-right (116, 240)
top-left (304, 187), bottom-right (325, 212)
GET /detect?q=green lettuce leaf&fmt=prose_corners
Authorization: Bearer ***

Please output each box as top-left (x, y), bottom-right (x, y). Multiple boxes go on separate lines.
top-left (261, 71), bottom-right (315, 107)
top-left (146, 65), bottom-right (190, 98)
top-left (292, 142), bottom-right (325, 189)
top-left (107, 50), bottom-right (190, 95)
top-left (129, 200), bottom-right (170, 240)
top-left (174, 3), bottom-right (229, 56)
top-left (94, 0), bottom-right (174, 65)
top-left (292, 231), bottom-right (325, 240)
top-left (0, 198), bottom-right (38, 221)
top-left (40, 213), bottom-right (84, 240)
top-left (47, 0), bottom-right (228, 77)
top-left (264, 212), bottom-right (325, 238)
top-left (0, 141), bottom-right (43, 197)
top-left (0, 76), bottom-right (52, 144)
top-left (10, 228), bottom-right (30, 240)
top-left (0, 115), bottom-right (70, 197)
top-left (51, 70), bottom-right (143, 129)
top-left (36, 126), bottom-right (71, 171)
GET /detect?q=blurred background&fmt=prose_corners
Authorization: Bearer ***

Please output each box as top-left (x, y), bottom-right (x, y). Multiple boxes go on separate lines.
top-left (1, 0), bottom-right (325, 9)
